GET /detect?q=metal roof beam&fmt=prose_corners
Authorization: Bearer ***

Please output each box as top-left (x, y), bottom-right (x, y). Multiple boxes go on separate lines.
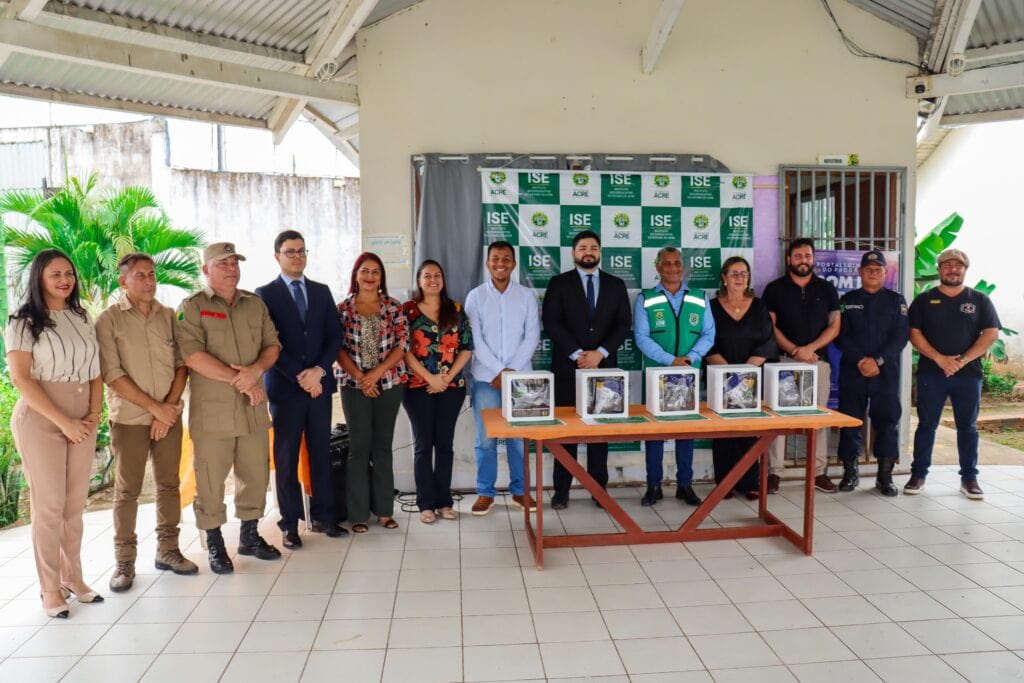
top-left (908, 62), bottom-right (1024, 98)
top-left (29, 2), bottom-right (307, 70)
top-left (942, 108), bottom-right (1024, 127)
top-left (640, 0), bottom-right (685, 74)
top-left (0, 18), bottom-right (358, 104)
top-left (0, 80), bottom-right (269, 128)
top-left (965, 40), bottom-right (1024, 65)
top-left (270, 0), bottom-right (376, 144)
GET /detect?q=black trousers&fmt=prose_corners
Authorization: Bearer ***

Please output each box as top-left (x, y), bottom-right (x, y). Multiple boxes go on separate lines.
top-left (712, 437), bottom-right (759, 494)
top-left (838, 365), bottom-right (901, 464)
top-left (403, 386), bottom-right (466, 511)
top-left (552, 377), bottom-right (608, 498)
top-left (269, 390), bottom-right (335, 532)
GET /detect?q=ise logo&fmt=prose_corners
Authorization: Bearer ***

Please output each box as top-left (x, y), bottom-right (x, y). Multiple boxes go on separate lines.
top-left (731, 176), bottom-right (747, 190)
top-left (613, 213), bottom-right (630, 228)
top-left (654, 175), bottom-right (670, 188)
top-left (531, 212), bottom-right (549, 228)
top-left (489, 171), bottom-right (506, 185)
top-left (693, 214), bottom-right (710, 229)
top-left (572, 173), bottom-right (589, 187)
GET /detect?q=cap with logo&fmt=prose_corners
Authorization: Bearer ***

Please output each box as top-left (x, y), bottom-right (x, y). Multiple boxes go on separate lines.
top-left (860, 250), bottom-right (887, 268)
top-left (936, 248), bottom-right (969, 268)
top-left (203, 242), bottom-right (247, 263)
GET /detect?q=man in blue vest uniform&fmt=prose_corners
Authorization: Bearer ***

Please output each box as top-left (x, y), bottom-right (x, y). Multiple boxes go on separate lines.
top-left (633, 247), bottom-right (715, 506)
top-left (834, 250), bottom-right (909, 496)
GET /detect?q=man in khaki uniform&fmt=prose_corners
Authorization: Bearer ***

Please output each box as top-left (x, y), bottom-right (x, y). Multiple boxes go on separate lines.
top-left (97, 252), bottom-right (197, 592)
top-left (174, 242), bottom-right (282, 574)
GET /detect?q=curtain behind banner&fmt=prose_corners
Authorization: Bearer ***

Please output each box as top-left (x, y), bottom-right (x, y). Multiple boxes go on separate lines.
top-left (413, 153), bottom-right (731, 302)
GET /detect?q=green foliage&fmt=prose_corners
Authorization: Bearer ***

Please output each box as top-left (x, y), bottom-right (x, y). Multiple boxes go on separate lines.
top-left (914, 212), bottom-right (1016, 362)
top-left (982, 358), bottom-right (1019, 399)
top-left (0, 371), bottom-right (24, 527)
top-left (1, 172), bottom-right (205, 313)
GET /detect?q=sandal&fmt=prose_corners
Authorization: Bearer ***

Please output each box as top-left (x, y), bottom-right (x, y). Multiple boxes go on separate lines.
top-left (438, 507), bottom-right (458, 520)
top-left (420, 510), bottom-right (437, 524)
top-left (379, 517), bottom-right (399, 530)
top-left (352, 523), bottom-right (369, 534)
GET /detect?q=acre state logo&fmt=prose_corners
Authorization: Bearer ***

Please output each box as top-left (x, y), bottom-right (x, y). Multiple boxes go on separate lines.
top-left (531, 211), bottom-right (549, 227)
top-left (654, 175), bottom-right (670, 188)
top-left (572, 173), bottom-right (589, 187)
top-left (489, 171), bottom-right (506, 185)
top-left (693, 214), bottom-right (710, 229)
top-left (613, 213), bottom-right (630, 228)
top-left (731, 176), bottom-right (748, 190)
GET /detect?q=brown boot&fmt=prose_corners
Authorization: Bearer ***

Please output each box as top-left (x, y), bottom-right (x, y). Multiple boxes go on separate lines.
top-left (155, 548), bottom-right (199, 575)
top-left (109, 560), bottom-right (135, 592)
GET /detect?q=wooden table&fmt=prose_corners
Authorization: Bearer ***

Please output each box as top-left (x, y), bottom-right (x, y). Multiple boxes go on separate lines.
top-left (482, 405), bottom-right (861, 568)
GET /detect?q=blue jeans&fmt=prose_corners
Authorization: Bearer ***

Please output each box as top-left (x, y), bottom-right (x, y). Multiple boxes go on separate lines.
top-left (470, 379), bottom-right (525, 497)
top-left (911, 371), bottom-right (981, 482)
top-left (644, 439), bottom-right (694, 486)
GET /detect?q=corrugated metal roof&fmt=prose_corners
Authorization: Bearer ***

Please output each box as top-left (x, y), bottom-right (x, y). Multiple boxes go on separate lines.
top-left (844, 0), bottom-right (937, 41)
top-left (945, 87), bottom-right (1024, 117)
top-left (58, 0), bottom-right (333, 53)
top-left (363, 0), bottom-right (422, 28)
top-left (0, 51), bottom-right (276, 121)
top-left (968, 0), bottom-right (1024, 48)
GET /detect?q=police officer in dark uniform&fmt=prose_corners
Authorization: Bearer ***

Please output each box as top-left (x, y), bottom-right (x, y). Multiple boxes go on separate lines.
top-left (834, 250), bottom-right (909, 496)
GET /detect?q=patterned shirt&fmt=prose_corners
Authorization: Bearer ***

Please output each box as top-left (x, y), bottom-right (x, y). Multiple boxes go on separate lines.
top-left (4, 310), bottom-right (100, 383)
top-left (337, 294), bottom-right (408, 390)
top-left (403, 300), bottom-right (474, 389)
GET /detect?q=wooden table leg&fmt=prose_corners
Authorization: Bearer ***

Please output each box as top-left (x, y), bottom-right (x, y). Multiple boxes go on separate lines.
top-left (802, 429), bottom-right (817, 555)
top-left (534, 439), bottom-right (544, 569)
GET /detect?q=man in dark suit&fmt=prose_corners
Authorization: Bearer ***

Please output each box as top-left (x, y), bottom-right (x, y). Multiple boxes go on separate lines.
top-left (256, 230), bottom-right (345, 548)
top-left (541, 229), bottom-right (632, 509)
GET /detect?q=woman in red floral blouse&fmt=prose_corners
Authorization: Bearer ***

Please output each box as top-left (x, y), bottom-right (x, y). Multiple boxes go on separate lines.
top-left (403, 260), bottom-right (474, 524)
top-left (336, 252), bottom-right (408, 533)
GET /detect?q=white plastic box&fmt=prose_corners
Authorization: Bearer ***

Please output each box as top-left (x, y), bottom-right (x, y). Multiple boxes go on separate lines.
top-left (763, 362), bottom-right (818, 412)
top-left (575, 368), bottom-right (629, 419)
top-left (706, 364), bottom-right (762, 414)
top-left (645, 367), bottom-right (700, 417)
top-left (501, 371), bottom-right (555, 422)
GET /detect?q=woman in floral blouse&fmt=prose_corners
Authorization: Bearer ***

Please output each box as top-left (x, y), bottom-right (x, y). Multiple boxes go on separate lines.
top-left (403, 260), bottom-right (473, 524)
top-left (336, 252), bottom-right (408, 533)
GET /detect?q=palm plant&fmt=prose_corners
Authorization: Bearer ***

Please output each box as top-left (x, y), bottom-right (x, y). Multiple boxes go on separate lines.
top-left (1, 172), bottom-right (205, 312)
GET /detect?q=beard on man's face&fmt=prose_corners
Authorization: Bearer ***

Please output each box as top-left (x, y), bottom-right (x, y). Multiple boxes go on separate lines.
top-left (575, 255), bottom-right (599, 269)
top-left (788, 262), bottom-right (812, 277)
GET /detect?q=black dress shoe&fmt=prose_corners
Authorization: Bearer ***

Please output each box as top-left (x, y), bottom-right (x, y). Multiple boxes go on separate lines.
top-left (676, 485), bottom-right (702, 506)
top-left (551, 494), bottom-right (568, 510)
top-left (312, 521), bottom-right (349, 538)
top-left (282, 531), bottom-right (302, 549)
top-left (640, 485), bottom-right (662, 507)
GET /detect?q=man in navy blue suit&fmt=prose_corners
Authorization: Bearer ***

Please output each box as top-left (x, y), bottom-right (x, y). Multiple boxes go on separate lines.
top-left (256, 230), bottom-right (345, 548)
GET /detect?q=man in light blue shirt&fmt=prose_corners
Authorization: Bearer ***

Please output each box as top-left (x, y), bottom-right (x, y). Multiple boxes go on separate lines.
top-left (634, 247), bottom-right (716, 507)
top-left (464, 241), bottom-right (541, 516)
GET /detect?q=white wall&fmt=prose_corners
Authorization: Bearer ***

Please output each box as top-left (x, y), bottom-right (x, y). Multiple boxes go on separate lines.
top-left (355, 0), bottom-right (920, 488)
top-left (916, 121), bottom-right (1024, 358)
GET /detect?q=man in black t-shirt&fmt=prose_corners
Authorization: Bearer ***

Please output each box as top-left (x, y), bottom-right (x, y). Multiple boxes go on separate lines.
top-left (762, 238), bottom-right (841, 494)
top-left (905, 248), bottom-right (1000, 500)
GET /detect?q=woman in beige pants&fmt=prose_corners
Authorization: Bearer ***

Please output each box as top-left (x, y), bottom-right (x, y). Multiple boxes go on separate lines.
top-left (5, 249), bottom-right (104, 618)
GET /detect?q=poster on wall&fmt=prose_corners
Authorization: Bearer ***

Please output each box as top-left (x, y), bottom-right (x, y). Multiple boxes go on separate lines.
top-left (815, 249), bottom-right (901, 408)
top-left (481, 168), bottom-right (755, 451)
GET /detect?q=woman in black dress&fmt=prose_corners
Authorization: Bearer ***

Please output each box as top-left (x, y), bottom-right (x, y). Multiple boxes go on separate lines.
top-left (705, 256), bottom-right (777, 500)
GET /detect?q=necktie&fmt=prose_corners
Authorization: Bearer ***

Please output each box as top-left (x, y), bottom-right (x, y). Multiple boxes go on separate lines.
top-left (586, 274), bottom-right (596, 319)
top-left (290, 280), bottom-right (307, 323)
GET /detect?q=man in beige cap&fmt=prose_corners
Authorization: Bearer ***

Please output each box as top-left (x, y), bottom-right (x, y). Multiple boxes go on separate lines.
top-left (97, 252), bottom-right (198, 592)
top-left (175, 242), bottom-right (282, 573)
top-left (905, 248), bottom-right (1000, 499)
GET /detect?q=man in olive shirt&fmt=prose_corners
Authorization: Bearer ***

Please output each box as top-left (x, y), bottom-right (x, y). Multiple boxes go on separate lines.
top-left (97, 253), bottom-right (196, 592)
top-left (175, 242), bottom-right (282, 574)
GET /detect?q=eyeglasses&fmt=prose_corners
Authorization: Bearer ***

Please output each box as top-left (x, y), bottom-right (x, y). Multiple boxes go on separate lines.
top-left (279, 249), bottom-right (309, 258)
top-left (726, 270), bottom-right (749, 278)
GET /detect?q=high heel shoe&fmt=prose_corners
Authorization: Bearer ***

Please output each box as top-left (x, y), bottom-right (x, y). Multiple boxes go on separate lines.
top-left (41, 592), bottom-right (70, 619)
top-left (60, 585), bottom-right (104, 603)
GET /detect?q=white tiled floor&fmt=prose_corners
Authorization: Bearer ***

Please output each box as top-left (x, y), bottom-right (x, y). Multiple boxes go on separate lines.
top-left (3, 464), bottom-right (1024, 681)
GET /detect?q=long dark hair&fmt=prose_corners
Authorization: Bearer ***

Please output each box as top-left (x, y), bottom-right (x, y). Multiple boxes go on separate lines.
top-left (10, 249), bottom-right (87, 341)
top-left (348, 252), bottom-right (388, 297)
top-left (717, 256), bottom-right (754, 298)
top-left (413, 259), bottom-right (458, 330)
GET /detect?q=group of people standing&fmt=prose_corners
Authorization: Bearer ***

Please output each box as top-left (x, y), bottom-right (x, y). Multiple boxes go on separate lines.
top-left (4, 226), bottom-right (1000, 620)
